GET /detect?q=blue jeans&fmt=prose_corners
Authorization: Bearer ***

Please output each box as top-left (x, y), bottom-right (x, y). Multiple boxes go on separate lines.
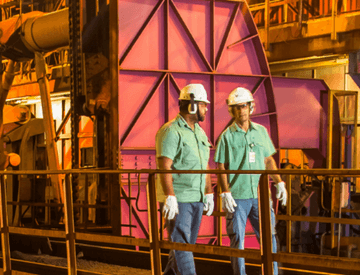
top-left (163, 202), bottom-right (204, 275)
top-left (226, 198), bottom-right (278, 275)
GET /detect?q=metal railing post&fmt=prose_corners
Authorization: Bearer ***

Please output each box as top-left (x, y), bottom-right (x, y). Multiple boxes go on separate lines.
top-left (327, 91), bottom-right (334, 169)
top-left (0, 174), bottom-right (11, 274)
top-left (64, 173), bottom-right (77, 275)
top-left (217, 183), bottom-right (222, 246)
top-left (147, 173), bottom-right (162, 275)
top-left (286, 175), bottom-right (292, 252)
top-left (331, 178), bottom-right (335, 249)
top-left (128, 173), bottom-right (133, 237)
top-left (258, 173), bottom-right (274, 275)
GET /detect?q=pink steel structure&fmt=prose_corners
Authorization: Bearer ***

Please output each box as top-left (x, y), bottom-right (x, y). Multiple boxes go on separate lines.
top-left (119, 0), bottom-right (278, 151)
top-left (118, 0), bottom-right (278, 245)
top-left (117, 0), bottom-right (329, 246)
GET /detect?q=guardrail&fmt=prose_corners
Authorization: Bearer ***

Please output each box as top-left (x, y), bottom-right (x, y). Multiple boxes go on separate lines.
top-left (1, 169), bottom-right (360, 275)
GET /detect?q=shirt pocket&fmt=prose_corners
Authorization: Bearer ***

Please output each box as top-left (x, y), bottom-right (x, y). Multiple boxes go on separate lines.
top-left (181, 140), bottom-right (198, 163)
top-left (225, 212), bottom-right (236, 236)
top-left (200, 140), bottom-right (211, 163)
top-left (253, 142), bottom-right (265, 159)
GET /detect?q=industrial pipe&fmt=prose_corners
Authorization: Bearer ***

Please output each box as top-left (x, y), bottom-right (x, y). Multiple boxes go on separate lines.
top-left (21, 8), bottom-right (69, 52)
top-left (0, 8), bottom-right (69, 60)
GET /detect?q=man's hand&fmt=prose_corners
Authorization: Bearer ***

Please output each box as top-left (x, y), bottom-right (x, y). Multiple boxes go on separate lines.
top-left (204, 193), bottom-right (214, 216)
top-left (275, 181), bottom-right (287, 207)
top-left (220, 192), bottom-right (237, 213)
top-left (163, 195), bottom-right (179, 220)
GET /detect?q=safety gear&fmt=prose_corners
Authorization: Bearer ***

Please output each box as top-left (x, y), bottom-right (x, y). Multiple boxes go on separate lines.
top-left (227, 87), bottom-right (254, 115)
top-left (163, 195), bottom-right (179, 220)
top-left (275, 181), bottom-right (287, 207)
top-left (179, 84), bottom-right (210, 114)
top-left (220, 192), bottom-right (237, 213)
top-left (203, 193), bottom-right (214, 216)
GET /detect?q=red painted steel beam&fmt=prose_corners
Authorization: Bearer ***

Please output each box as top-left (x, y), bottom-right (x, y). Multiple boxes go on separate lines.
top-left (251, 77), bottom-right (266, 96)
top-left (227, 34), bottom-right (259, 50)
top-left (164, 0), bottom-right (169, 70)
top-left (120, 73), bottom-right (167, 145)
top-left (215, 2), bottom-right (240, 70)
top-left (121, 68), bottom-right (270, 77)
top-left (119, 0), bottom-right (165, 66)
top-left (169, 0), bottom-right (212, 71)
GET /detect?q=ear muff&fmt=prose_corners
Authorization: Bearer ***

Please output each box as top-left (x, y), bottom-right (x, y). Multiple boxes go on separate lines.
top-left (249, 102), bottom-right (254, 114)
top-left (188, 93), bottom-right (197, 114)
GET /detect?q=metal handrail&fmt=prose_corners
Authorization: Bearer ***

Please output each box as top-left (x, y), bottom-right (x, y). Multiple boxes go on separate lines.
top-left (1, 168), bottom-right (360, 275)
top-left (1, 168), bottom-right (360, 175)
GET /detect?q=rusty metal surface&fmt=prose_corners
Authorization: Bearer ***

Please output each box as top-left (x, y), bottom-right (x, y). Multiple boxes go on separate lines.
top-left (273, 252), bottom-right (360, 273)
top-left (160, 240), bottom-right (261, 260)
top-left (75, 232), bottom-right (150, 248)
top-left (9, 227), bottom-right (66, 238)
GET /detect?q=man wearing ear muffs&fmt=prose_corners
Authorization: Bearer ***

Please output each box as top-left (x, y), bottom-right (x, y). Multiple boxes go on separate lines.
top-left (156, 83), bottom-right (214, 275)
top-left (214, 87), bottom-right (287, 275)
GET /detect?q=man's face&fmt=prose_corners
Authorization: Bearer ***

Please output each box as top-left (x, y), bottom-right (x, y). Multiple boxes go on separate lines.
top-left (232, 103), bottom-right (250, 123)
top-left (197, 102), bottom-right (208, 122)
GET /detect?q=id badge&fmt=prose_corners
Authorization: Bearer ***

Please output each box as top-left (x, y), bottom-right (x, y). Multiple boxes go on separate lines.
top-left (249, 151), bottom-right (256, 163)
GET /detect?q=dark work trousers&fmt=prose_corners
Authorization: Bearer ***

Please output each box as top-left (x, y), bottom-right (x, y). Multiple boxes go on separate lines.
top-left (227, 198), bottom-right (278, 275)
top-left (162, 202), bottom-right (204, 275)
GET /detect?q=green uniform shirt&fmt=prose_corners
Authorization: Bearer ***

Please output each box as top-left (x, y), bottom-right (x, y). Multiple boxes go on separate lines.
top-left (156, 114), bottom-right (211, 203)
top-left (214, 121), bottom-right (276, 199)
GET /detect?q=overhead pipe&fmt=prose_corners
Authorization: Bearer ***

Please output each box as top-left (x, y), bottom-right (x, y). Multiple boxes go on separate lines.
top-left (0, 8), bottom-right (69, 61)
top-left (21, 8), bottom-right (69, 52)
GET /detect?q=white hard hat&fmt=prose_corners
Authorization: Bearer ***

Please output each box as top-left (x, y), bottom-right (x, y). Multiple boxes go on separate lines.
top-left (226, 87), bottom-right (254, 106)
top-left (227, 87), bottom-right (254, 115)
top-left (179, 84), bottom-right (210, 103)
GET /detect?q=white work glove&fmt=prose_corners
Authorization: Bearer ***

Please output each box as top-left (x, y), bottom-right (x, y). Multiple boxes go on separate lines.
top-left (163, 195), bottom-right (179, 220)
top-left (275, 181), bottom-right (287, 207)
top-left (203, 193), bottom-right (214, 216)
top-left (220, 192), bottom-right (237, 213)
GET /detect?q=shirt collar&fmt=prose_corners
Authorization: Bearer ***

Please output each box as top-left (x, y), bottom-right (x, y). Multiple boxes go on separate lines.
top-left (176, 114), bottom-right (198, 131)
top-left (230, 121), bottom-right (258, 133)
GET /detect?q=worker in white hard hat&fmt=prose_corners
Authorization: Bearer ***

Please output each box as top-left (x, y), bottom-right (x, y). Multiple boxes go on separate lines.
top-left (155, 83), bottom-right (214, 275)
top-left (214, 87), bottom-right (287, 275)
